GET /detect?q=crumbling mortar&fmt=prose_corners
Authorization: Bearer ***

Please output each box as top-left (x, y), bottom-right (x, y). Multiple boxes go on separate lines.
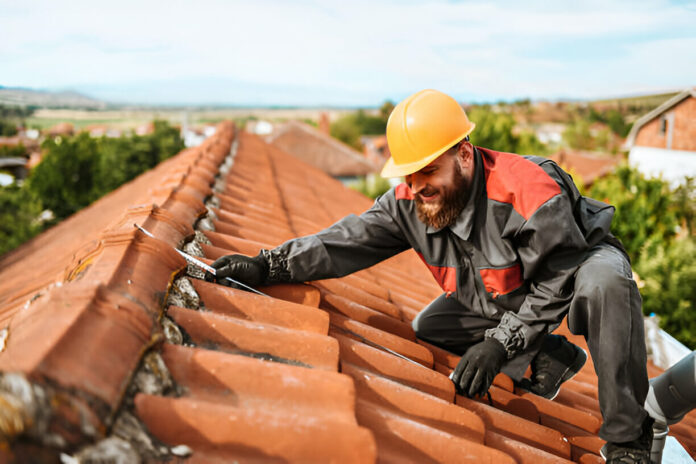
top-left (0, 372), bottom-right (111, 451)
top-left (165, 277), bottom-right (201, 309)
top-left (205, 133), bottom-right (238, 210)
top-left (193, 230), bottom-right (212, 247)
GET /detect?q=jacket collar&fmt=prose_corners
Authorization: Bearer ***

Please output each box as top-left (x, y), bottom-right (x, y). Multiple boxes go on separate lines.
top-left (425, 146), bottom-right (484, 241)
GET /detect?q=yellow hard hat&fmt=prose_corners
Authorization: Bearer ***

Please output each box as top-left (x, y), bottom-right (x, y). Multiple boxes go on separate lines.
top-left (381, 89), bottom-right (475, 178)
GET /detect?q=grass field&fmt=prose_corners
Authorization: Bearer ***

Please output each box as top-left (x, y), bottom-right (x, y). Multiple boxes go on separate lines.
top-left (25, 108), bottom-right (359, 130)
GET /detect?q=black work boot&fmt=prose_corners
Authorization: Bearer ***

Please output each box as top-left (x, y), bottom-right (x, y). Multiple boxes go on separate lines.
top-left (600, 416), bottom-right (653, 463)
top-left (520, 334), bottom-right (587, 400)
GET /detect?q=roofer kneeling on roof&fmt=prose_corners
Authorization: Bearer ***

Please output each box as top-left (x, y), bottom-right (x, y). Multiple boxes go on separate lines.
top-left (206, 89), bottom-right (653, 464)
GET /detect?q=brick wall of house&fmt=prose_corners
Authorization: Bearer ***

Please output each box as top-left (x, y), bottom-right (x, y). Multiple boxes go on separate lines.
top-left (673, 97), bottom-right (696, 151)
top-left (634, 96), bottom-right (696, 150)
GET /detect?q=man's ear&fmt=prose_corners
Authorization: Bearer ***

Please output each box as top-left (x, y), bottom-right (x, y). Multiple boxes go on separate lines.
top-left (456, 141), bottom-right (474, 169)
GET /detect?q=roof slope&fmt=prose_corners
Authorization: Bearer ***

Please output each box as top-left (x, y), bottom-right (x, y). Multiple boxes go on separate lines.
top-left (1, 124), bottom-right (694, 463)
top-left (267, 119), bottom-right (377, 177)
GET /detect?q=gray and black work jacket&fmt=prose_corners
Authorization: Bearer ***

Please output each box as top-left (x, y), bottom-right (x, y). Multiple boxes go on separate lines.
top-left (264, 147), bottom-right (618, 358)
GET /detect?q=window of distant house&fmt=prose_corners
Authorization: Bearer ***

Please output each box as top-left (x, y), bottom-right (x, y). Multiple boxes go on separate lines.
top-left (660, 116), bottom-right (667, 135)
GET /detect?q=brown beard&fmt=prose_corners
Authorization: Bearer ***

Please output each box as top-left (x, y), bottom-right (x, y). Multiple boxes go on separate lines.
top-left (415, 162), bottom-right (470, 229)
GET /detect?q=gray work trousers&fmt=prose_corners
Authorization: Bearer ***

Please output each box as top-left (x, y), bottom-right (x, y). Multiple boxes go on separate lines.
top-left (412, 242), bottom-right (649, 442)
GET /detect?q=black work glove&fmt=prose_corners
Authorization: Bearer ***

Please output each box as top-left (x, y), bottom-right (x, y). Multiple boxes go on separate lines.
top-left (451, 338), bottom-right (507, 398)
top-left (204, 253), bottom-right (269, 289)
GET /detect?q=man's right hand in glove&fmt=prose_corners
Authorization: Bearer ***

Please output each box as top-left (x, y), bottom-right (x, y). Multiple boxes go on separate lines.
top-left (204, 253), bottom-right (269, 288)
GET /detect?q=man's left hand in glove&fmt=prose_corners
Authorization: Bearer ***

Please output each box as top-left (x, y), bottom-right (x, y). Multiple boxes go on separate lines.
top-left (451, 338), bottom-right (507, 397)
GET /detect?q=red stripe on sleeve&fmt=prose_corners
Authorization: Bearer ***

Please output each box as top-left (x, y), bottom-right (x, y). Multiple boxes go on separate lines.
top-left (480, 148), bottom-right (561, 220)
top-left (416, 252), bottom-right (457, 294)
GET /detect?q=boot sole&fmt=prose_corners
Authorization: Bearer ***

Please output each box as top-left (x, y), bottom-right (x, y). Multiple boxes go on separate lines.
top-left (545, 346), bottom-right (587, 400)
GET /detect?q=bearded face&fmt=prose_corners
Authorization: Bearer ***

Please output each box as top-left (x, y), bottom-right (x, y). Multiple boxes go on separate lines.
top-left (414, 157), bottom-right (471, 229)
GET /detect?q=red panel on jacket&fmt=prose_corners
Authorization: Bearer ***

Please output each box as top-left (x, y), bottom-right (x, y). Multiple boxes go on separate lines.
top-left (479, 264), bottom-right (523, 298)
top-left (416, 252), bottom-right (457, 295)
top-left (479, 148), bottom-right (560, 220)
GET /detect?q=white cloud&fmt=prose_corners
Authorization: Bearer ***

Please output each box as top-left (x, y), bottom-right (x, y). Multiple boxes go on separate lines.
top-left (1, 0), bottom-right (694, 104)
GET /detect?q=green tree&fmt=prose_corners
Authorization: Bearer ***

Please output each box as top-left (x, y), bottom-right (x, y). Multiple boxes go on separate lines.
top-left (0, 104), bottom-right (35, 136)
top-left (0, 185), bottom-right (43, 255)
top-left (605, 109), bottom-right (631, 137)
top-left (330, 105), bottom-right (393, 151)
top-left (672, 177), bottom-right (696, 236)
top-left (587, 166), bottom-right (678, 266)
top-left (29, 133), bottom-right (100, 219)
top-left (151, 120), bottom-right (185, 163)
top-left (0, 144), bottom-right (28, 158)
top-left (468, 106), bottom-right (518, 152)
top-left (0, 120), bottom-right (18, 137)
top-left (379, 100), bottom-right (395, 120)
top-left (96, 121), bottom-right (180, 190)
top-left (467, 106), bottom-right (546, 155)
top-left (587, 166), bottom-right (696, 348)
top-left (636, 237), bottom-right (696, 349)
top-left (516, 131), bottom-right (549, 156)
top-left (331, 110), bottom-right (386, 150)
top-left (349, 174), bottom-right (392, 199)
top-left (94, 135), bottom-right (156, 196)
top-left (563, 119), bottom-right (594, 150)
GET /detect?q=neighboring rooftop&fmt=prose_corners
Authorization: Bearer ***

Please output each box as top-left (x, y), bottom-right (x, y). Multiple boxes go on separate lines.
top-left (0, 122), bottom-right (694, 463)
top-left (266, 119), bottom-right (378, 177)
top-left (547, 150), bottom-right (623, 188)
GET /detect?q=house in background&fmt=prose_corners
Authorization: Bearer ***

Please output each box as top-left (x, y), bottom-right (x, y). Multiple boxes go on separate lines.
top-left (266, 120), bottom-right (378, 182)
top-left (624, 87), bottom-right (696, 184)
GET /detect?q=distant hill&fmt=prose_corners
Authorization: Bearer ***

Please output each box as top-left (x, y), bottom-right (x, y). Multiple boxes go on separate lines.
top-left (0, 86), bottom-right (106, 109)
top-left (589, 91), bottom-right (681, 112)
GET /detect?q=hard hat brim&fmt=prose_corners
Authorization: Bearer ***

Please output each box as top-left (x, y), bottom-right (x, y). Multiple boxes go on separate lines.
top-left (380, 124), bottom-right (475, 178)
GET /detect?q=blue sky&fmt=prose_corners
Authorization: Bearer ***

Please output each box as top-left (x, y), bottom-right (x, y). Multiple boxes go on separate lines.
top-left (1, 0), bottom-right (695, 106)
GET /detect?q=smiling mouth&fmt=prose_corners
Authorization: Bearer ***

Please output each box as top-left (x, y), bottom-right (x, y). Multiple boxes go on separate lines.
top-left (417, 189), bottom-right (440, 203)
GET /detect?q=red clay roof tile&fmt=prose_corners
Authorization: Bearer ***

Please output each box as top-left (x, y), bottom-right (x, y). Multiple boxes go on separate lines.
top-left (320, 289), bottom-right (416, 340)
top-left (167, 305), bottom-right (339, 371)
top-left (336, 333), bottom-right (454, 401)
top-left (342, 363), bottom-right (485, 442)
top-left (485, 430), bottom-right (575, 464)
top-left (161, 343), bottom-right (356, 422)
top-left (329, 312), bottom-right (434, 367)
top-left (355, 399), bottom-right (515, 464)
top-left (457, 395), bottom-right (572, 458)
top-left (135, 394), bottom-right (377, 463)
top-left (191, 279), bottom-right (328, 333)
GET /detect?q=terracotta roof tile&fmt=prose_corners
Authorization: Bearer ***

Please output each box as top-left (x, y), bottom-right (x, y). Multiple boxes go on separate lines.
top-left (336, 333), bottom-right (455, 401)
top-left (161, 343), bottom-right (355, 420)
top-left (191, 280), bottom-right (328, 333)
top-left (2, 124), bottom-right (695, 462)
top-left (343, 363), bottom-right (485, 440)
top-left (135, 394), bottom-right (377, 463)
top-left (355, 399), bottom-right (514, 464)
top-left (167, 305), bottom-right (339, 370)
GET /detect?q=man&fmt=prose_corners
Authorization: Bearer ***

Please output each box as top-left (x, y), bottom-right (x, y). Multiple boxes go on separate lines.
top-left (206, 89), bottom-right (652, 463)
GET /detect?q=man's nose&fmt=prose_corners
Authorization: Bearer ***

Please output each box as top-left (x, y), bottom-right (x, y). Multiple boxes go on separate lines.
top-left (409, 174), bottom-right (424, 195)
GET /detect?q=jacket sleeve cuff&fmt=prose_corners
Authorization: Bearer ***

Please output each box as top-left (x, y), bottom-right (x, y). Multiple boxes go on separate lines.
top-left (484, 312), bottom-right (533, 359)
top-left (260, 248), bottom-right (292, 283)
